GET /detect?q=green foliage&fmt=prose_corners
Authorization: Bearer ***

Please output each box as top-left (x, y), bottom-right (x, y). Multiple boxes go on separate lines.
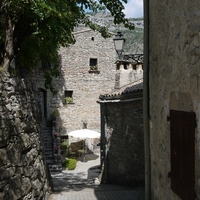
top-left (0, 0), bottom-right (135, 87)
top-left (67, 159), bottom-right (77, 170)
top-left (65, 97), bottom-right (73, 104)
top-left (90, 65), bottom-right (98, 71)
top-left (62, 159), bottom-right (68, 169)
top-left (60, 141), bottom-right (69, 155)
top-left (52, 109), bottom-right (60, 118)
top-left (62, 158), bottom-right (77, 170)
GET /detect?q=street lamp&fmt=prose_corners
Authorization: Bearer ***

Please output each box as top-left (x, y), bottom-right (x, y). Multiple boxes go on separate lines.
top-left (113, 32), bottom-right (126, 56)
top-left (113, 32), bottom-right (143, 64)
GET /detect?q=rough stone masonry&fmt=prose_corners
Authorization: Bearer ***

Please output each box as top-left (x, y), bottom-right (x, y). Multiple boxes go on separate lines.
top-left (0, 73), bottom-right (50, 200)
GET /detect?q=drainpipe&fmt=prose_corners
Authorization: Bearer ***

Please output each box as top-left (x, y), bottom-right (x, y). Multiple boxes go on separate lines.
top-left (143, 0), bottom-right (150, 199)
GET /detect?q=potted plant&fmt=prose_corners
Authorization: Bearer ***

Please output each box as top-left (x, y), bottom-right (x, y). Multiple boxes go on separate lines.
top-left (90, 65), bottom-right (98, 71)
top-left (89, 65), bottom-right (100, 74)
top-left (65, 97), bottom-right (73, 104)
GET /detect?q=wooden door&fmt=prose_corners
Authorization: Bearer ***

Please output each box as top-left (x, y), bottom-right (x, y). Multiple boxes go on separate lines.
top-left (170, 110), bottom-right (196, 200)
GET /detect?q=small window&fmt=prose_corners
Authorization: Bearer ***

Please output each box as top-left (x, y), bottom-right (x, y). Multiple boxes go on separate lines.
top-left (89, 58), bottom-right (98, 70)
top-left (64, 90), bottom-right (73, 104)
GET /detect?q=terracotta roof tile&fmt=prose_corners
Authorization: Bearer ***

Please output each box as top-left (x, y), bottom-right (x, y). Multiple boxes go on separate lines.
top-left (99, 79), bottom-right (143, 100)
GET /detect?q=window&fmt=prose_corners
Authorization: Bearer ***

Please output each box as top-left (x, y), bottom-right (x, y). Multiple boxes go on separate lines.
top-left (170, 110), bottom-right (196, 200)
top-left (89, 58), bottom-right (98, 70)
top-left (64, 90), bottom-right (73, 104)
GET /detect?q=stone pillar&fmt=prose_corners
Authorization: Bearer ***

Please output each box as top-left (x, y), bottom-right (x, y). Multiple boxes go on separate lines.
top-left (119, 62), bottom-right (124, 70)
top-left (136, 64), bottom-right (143, 73)
top-left (127, 63), bottom-right (133, 70)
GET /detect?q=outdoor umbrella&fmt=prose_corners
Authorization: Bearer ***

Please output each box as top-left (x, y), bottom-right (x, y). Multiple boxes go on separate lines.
top-left (68, 129), bottom-right (100, 162)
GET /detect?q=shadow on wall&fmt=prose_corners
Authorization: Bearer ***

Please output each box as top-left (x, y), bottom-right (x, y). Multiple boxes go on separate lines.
top-left (99, 101), bottom-right (145, 187)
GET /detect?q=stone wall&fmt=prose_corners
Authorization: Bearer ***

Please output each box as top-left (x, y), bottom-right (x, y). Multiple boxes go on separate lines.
top-left (149, 1), bottom-right (200, 199)
top-left (100, 99), bottom-right (144, 186)
top-left (56, 29), bottom-right (116, 133)
top-left (0, 74), bottom-right (50, 200)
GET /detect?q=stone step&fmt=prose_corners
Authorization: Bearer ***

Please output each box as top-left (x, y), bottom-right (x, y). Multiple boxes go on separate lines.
top-left (43, 143), bottom-right (53, 146)
top-left (44, 146), bottom-right (53, 150)
top-left (49, 167), bottom-right (62, 172)
top-left (42, 134), bottom-right (52, 137)
top-left (44, 147), bottom-right (53, 151)
top-left (42, 136), bottom-right (53, 139)
top-left (42, 137), bottom-right (52, 140)
top-left (45, 153), bottom-right (53, 157)
top-left (44, 153), bottom-right (53, 156)
top-left (43, 138), bottom-right (53, 141)
top-left (42, 130), bottom-right (52, 134)
top-left (42, 133), bottom-right (52, 137)
top-left (42, 129), bottom-right (52, 132)
top-left (43, 138), bottom-right (52, 140)
top-left (44, 146), bottom-right (53, 149)
top-left (46, 160), bottom-right (54, 164)
top-left (44, 148), bottom-right (53, 151)
top-left (44, 144), bottom-right (53, 147)
top-left (42, 120), bottom-right (61, 170)
top-left (43, 138), bottom-right (51, 142)
top-left (43, 140), bottom-right (53, 144)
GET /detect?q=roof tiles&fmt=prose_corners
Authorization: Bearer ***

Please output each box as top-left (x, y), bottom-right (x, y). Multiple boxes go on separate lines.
top-left (99, 79), bottom-right (143, 100)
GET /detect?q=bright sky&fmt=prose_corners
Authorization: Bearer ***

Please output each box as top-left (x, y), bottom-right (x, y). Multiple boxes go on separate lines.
top-left (123, 0), bottom-right (143, 18)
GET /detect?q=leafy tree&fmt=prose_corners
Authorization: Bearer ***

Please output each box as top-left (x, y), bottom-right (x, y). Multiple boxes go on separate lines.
top-left (0, 0), bottom-right (134, 85)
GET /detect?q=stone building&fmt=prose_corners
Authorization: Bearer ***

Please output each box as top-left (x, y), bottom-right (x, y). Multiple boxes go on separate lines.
top-left (28, 28), bottom-right (117, 169)
top-left (98, 61), bottom-right (144, 186)
top-left (33, 29), bottom-right (116, 134)
top-left (147, 0), bottom-right (200, 199)
top-left (58, 29), bottom-right (116, 133)
top-left (33, 28), bottom-right (116, 134)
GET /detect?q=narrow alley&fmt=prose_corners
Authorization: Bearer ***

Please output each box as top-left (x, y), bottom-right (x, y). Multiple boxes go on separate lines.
top-left (48, 153), bottom-right (145, 200)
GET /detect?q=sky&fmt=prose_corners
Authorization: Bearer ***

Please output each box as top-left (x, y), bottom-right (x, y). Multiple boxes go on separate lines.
top-left (123, 0), bottom-right (143, 18)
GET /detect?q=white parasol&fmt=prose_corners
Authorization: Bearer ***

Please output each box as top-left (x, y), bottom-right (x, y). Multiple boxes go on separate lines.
top-left (68, 129), bottom-right (100, 139)
top-left (68, 129), bottom-right (100, 162)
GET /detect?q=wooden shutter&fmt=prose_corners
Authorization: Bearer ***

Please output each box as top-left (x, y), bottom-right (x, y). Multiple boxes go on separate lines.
top-left (170, 110), bottom-right (196, 200)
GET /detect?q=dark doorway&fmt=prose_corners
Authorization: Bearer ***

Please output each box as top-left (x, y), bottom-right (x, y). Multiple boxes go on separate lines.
top-left (170, 110), bottom-right (196, 200)
top-left (39, 88), bottom-right (47, 118)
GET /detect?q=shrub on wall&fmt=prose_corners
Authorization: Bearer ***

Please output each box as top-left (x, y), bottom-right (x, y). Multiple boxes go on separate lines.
top-left (62, 158), bottom-right (77, 170)
top-left (60, 140), bottom-right (69, 156)
top-left (65, 97), bottom-right (73, 104)
top-left (52, 109), bottom-right (60, 119)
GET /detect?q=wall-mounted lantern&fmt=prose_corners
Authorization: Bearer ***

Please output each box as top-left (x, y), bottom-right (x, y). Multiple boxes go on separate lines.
top-left (113, 32), bottom-right (143, 64)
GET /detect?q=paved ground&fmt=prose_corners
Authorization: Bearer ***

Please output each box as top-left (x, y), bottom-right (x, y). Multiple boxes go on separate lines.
top-left (48, 153), bottom-right (145, 200)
